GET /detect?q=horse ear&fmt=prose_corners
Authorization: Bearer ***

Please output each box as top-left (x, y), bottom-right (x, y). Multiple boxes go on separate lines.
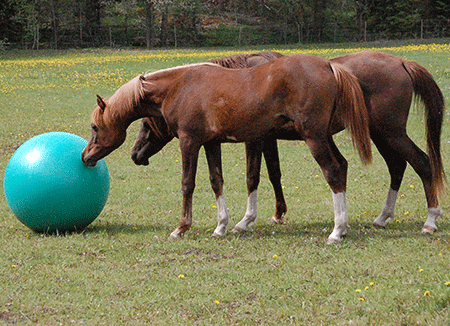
top-left (96, 94), bottom-right (106, 112)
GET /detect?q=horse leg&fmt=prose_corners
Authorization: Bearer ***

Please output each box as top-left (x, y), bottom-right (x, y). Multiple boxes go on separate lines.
top-left (263, 138), bottom-right (288, 224)
top-left (168, 137), bottom-right (201, 240)
top-left (371, 134), bottom-right (407, 228)
top-left (373, 134), bottom-right (442, 232)
top-left (203, 142), bottom-right (230, 237)
top-left (232, 141), bottom-right (264, 233)
top-left (305, 136), bottom-right (349, 244)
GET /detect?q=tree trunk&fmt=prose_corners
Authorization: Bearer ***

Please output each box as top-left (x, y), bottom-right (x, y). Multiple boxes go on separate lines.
top-left (145, 0), bottom-right (154, 48)
top-left (160, 3), bottom-right (169, 47)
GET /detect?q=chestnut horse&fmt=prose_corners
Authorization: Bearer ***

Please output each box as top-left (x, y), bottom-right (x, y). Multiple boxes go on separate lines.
top-left (82, 54), bottom-right (372, 243)
top-left (131, 50), bottom-right (446, 240)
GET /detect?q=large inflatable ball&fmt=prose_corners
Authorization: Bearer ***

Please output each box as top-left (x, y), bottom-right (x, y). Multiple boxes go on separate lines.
top-left (3, 132), bottom-right (110, 233)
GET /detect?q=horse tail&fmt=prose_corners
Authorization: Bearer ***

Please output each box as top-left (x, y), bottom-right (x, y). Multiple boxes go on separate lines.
top-left (330, 62), bottom-right (372, 165)
top-left (402, 60), bottom-right (446, 192)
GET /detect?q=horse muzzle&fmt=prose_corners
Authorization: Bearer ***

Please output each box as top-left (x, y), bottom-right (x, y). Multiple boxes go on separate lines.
top-left (81, 152), bottom-right (98, 167)
top-left (131, 151), bottom-right (149, 166)
top-left (81, 146), bottom-right (99, 167)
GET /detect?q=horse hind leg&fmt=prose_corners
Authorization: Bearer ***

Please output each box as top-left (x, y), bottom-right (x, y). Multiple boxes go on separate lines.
top-left (374, 134), bottom-right (442, 232)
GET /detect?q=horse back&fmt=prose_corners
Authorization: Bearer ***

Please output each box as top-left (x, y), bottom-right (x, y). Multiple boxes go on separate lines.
top-left (162, 55), bottom-right (338, 142)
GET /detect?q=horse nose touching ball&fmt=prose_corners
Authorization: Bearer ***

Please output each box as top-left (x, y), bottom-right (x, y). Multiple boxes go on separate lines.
top-left (3, 132), bottom-right (110, 233)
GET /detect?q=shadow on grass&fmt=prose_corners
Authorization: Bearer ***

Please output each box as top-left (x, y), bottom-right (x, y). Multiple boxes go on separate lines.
top-left (86, 221), bottom-right (168, 236)
top-left (42, 218), bottom-right (448, 244)
top-left (238, 219), bottom-right (450, 243)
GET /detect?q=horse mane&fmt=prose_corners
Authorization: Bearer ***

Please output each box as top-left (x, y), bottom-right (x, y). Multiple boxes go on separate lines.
top-left (92, 75), bottom-right (145, 127)
top-left (147, 116), bottom-right (171, 138)
top-left (251, 51), bottom-right (284, 61)
top-left (94, 63), bottom-right (222, 127)
top-left (208, 51), bottom-right (284, 69)
top-left (209, 54), bottom-right (252, 68)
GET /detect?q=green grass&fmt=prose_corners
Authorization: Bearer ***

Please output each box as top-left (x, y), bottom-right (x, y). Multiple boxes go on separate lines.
top-left (1, 41), bottom-right (450, 325)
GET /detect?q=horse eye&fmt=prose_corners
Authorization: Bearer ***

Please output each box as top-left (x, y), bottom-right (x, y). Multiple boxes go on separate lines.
top-left (91, 124), bottom-right (99, 132)
top-left (143, 121), bottom-right (150, 130)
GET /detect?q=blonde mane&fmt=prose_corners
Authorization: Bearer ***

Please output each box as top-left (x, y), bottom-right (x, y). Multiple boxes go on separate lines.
top-left (92, 63), bottom-right (219, 128)
top-left (91, 75), bottom-right (145, 127)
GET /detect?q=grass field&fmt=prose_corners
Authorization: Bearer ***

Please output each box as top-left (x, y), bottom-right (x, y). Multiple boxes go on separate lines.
top-left (1, 40), bottom-right (450, 325)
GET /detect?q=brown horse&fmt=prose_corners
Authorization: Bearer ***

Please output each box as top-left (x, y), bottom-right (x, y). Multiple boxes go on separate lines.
top-left (82, 54), bottom-right (371, 243)
top-left (131, 50), bottom-right (446, 240)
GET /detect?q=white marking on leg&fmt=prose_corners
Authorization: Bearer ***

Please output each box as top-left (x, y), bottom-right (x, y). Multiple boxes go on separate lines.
top-left (327, 191), bottom-right (349, 244)
top-left (373, 188), bottom-right (398, 227)
top-left (422, 206), bottom-right (442, 233)
top-left (232, 190), bottom-right (258, 233)
top-left (212, 195), bottom-right (230, 237)
top-left (169, 228), bottom-right (183, 240)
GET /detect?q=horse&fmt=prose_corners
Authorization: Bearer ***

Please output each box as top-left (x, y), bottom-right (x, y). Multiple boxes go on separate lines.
top-left (131, 50), bottom-right (446, 240)
top-left (82, 54), bottom-right (372, 244)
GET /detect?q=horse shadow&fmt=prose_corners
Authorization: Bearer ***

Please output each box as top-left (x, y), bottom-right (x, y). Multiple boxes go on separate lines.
top-left (236, 218), bottom-right (450, 243)
top-left (81, 218), bottom-right (450, 244)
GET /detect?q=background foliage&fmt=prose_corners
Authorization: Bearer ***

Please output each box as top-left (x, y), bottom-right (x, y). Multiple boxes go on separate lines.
top-left (1, 0), bottom-right (450, 49)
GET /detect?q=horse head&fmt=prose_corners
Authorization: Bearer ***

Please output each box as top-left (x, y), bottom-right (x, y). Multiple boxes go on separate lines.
top-left (81, 95), bottom-right (128, 167)
top-left (82, 73), bottom-right (168, 167)
top-left (131, 116), bottom-right (174, 166)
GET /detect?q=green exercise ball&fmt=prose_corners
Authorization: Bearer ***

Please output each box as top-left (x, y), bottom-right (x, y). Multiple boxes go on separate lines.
top-left (3, 132), bottom-right (109, 233)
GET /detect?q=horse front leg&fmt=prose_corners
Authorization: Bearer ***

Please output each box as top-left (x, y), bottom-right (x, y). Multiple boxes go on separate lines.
top-left (306, 136), bottom-right (349, 244)
top-left (168, 137), bottom-right (201, 240)
top-left (262, 138), bottom-right (287, 224)
top-left (204, 142), bottom-right (230, 237)
top-left (232, 141), bottom-right (264, 233)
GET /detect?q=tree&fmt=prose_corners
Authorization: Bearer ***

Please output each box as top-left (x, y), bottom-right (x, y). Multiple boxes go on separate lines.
top-left (0, 0), bottom-right (23, 42)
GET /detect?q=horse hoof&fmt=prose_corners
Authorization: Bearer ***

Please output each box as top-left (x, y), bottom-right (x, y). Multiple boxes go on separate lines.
top-left (168, 233), bottom-right (182, 241)
top-left (211, 232), bottom-right (223, 238)
top-left (372, 221), bottom-right (386, 229)
top-left (270, 217), bottom-right (286, 225)
top-left (232, 226), bottom-right (244, 234)
top-left (326, 237), bottom-right (341, 245)
top-left (421, 225), bottom-right (437, 234)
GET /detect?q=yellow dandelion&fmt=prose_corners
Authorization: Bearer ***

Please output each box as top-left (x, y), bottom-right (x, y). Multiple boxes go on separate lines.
top-left (419, 269), bottom-right (424, 272)
top-left (358, 297), bottom-right (365, 301)
top-left (11, 264), bottom-right (17, 268)
top-left (178, 274), bottom-right (185, 278)
top-left (355, 289), bottom-right (361, 293)
top-left (215, 300), bottom-right (220, 304)
top-left (439, 253), bottom-right (443, 257)
top-left (364, 286), bottom-right (369, 290)
top-left (273, 254), bottom-right (278, 259)
top-left (445, 281), bottom-right (450, 286)
top-left (424, 291), bottom-right (431, 297)
top-left (370, 282), bottom-right (374, 286)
